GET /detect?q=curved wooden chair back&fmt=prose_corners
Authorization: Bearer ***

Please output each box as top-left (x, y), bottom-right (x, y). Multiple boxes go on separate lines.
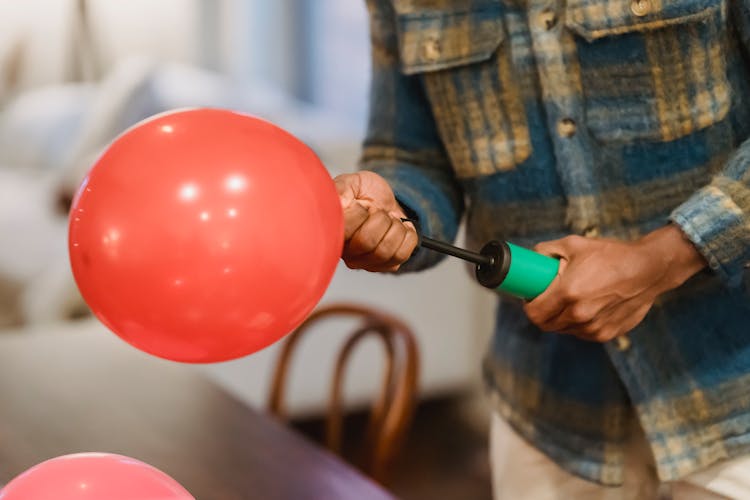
top-left (267, 303), bottom-right (419, 484)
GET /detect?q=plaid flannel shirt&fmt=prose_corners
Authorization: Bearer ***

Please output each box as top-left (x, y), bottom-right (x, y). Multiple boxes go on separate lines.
top-left (360, 0), bottom-right (750, 486)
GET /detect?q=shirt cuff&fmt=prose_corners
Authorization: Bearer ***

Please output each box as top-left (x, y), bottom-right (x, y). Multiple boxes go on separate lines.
top-left (670, 178), bottom-right (750, 288)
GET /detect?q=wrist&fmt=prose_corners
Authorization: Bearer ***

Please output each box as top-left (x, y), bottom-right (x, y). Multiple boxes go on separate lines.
top-left (639, 224), bottom-right (707, 290)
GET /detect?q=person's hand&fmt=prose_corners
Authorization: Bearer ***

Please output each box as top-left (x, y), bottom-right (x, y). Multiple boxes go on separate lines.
top-left (523, 225), bottom-right (707, 342)
top-left (335, 171), bottom-right (418, 272)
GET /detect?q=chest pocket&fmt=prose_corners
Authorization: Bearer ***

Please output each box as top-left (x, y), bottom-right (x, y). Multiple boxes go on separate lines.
top-left (394, 2), bottom-right (533, 178)
top-left (565, 0), bottom-right (731, 143)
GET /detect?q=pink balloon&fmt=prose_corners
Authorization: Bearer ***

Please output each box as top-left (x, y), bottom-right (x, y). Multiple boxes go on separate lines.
top-left (0, 453), bottom-right (194, 500)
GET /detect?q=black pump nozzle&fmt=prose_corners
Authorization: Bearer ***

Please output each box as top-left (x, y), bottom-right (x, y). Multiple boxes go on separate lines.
top-left (400, 219), bottom-right (493, 266)
top-left (418, 235), bottom-right (493, 267)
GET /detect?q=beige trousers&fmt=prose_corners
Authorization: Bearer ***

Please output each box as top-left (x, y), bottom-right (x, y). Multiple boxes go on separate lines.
top-left (491, 413), bottom-right (750, 500)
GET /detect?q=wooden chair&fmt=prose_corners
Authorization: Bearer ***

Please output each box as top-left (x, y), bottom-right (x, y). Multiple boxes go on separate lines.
top-left (267, 303), bottom-right (419, 484)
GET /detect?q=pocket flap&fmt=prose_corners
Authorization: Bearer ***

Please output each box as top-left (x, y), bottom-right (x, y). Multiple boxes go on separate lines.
top-left (396, 3), bottom-right (505, 74)
top-left (565, 0), bottom-right (724, 41)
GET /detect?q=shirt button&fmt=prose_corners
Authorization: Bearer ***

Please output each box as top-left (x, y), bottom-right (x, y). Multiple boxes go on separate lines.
top-left (539, 10), bottom-right (557, 30)
top-left (615, 336), bottom-right (631, 352)
top-left (631, 0), bottom-right (651, 17)
top-left (557, 118), bottom-right (577, 138)
top-left (422, 37), bottom-right (442, 62)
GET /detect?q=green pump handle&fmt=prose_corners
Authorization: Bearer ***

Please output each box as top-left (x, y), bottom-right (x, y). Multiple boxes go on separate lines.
top-left (475, 241), bottom-right (559, 300)
top-left (416, 234), bottom-right (559, 300)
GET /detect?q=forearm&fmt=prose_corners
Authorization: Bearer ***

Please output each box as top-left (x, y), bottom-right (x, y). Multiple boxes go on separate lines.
top-left (639, 224), bottom-right (708, 295)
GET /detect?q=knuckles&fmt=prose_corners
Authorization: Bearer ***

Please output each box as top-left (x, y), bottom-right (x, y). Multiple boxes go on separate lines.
top-left (567, 303), bottom-right (593, 324)
top-left (579, 322), bottom-right (600, 336)
top-left (354, 213), bottom-right (391, 252)
top-left (558, 282), bottom-right (584, 303)
top-left (522, 304), bottom-right (542, 325)
top-left (372, 239), bottom-right (397, 261)
top-left (561, 235), bottom-right (587, 249)
top-left (343, 215), bottom-right (418, 271)
top-left (394, 243), bottom-right (414, 263)
top-left (593, 329), bottom-right (618, 343)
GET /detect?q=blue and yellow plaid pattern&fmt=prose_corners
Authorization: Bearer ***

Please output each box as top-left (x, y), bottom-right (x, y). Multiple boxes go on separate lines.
top-left (360, 0), bottom-right (750, 485)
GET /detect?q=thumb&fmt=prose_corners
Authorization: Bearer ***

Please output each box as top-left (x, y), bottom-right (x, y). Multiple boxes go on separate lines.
top-left (334, 173), bottom-right (360, 209)
top-left (533, 239), bottom-right (570, 275)
top-left (533, 240), bottom-right (568, 259)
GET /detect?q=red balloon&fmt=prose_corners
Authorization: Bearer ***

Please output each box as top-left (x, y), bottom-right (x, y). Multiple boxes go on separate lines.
top-left (69, 109), bottom-right (343, 362)
top-left (0, 453), bottom-right (194, 500)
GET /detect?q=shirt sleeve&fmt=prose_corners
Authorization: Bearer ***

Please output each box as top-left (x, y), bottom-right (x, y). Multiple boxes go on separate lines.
top-left (359, 0), bottom-right (464, 272)
top-left (669, 1), bottom-right (750, 288)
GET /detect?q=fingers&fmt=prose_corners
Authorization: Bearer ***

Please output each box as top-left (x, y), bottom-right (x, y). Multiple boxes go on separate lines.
top-left (553, 295), bottom-right (653, 342)
top-left (365, 225), bottom-right (420, 272)
top-left (523, 235), bottom-right (588, 328)
top-left (391, 226), bottom-right (419, 265)
top-left (334, 172), bottom-right (418, 272)
top-left (523, 234), bottom-right (660, 343)
top-left (536, 295), bottom-right (614, 333)
top-left (337, 173), bottom-right (374, 235)
top-left (343, 211), bottom-right (418, 272)
top-left (343, 201), bottom-right (370, 240)
top-left (522, 278), bottom-right (567, 330)
top-left (533, 235), bottom-right (584, 259)
top-left (522, 255), bottom-right (569, 329)
top-left (346, 210), bottom-right (393, 256)
top-left (586, 298), bottom-right (651, 342)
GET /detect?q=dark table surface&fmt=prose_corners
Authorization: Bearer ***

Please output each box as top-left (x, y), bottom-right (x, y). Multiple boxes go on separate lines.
top-left (0, 328), bottom-right (395, 500)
